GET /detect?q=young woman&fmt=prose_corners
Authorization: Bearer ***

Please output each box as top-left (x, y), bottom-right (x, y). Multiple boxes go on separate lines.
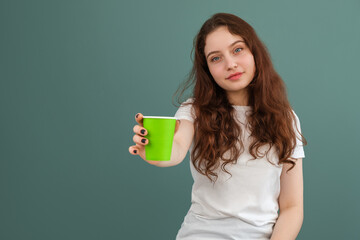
top-left (129, 13), bottom-right (307, 240)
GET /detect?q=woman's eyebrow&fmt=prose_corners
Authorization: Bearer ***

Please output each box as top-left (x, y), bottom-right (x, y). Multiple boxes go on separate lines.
top-left (206, 40), bottom-right (245, 60)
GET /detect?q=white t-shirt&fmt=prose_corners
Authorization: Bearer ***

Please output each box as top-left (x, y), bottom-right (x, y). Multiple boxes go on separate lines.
top-left (174, 98), bottom-right (305, 240)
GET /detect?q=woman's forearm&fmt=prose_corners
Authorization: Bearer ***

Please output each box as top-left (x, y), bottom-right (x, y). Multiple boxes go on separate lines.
top-left (270, 206), bottom-right (303, 240)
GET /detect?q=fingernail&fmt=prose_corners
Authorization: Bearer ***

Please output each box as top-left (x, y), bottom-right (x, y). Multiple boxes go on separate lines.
top-left (133, 150), bottom-right (137, 154)
top-left (136, 113), bottom-right (139, 118)
top-left (140, 129), bottom-right (145, 135)
top-left (141, 139), bottom-right (146, 144)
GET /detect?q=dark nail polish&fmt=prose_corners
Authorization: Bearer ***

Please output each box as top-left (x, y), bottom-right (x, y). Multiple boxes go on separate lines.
top-left (133, 150), bottom-right (137, 154)
top-left (141, 138), bottom-right (146, 144)
top-left (136, 113), bottom-right (139, 118)
top-left (140, 129), bottom-right (145, 135)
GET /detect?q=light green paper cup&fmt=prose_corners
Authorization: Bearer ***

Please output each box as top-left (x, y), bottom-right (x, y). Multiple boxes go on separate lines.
top-left (143, 116), bottom-right (177, 161)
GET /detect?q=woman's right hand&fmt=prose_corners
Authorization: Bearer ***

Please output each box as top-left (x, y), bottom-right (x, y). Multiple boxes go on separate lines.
top-left (129, 113), bottom-right (180, 165)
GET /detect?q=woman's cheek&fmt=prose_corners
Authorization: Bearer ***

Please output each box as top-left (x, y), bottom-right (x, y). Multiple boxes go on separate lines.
top-left (210, 65), bottom-right (222, 79)
top-left (208, 66), bottom-right (216, 78)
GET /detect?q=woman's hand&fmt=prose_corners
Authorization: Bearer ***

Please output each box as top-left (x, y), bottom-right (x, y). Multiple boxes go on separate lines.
top-left (129, 113), bottom-right (180, 165)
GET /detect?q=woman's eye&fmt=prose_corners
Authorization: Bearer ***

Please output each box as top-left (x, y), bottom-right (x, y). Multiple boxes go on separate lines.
top-left (211, 56), bottom-right (220, 62)
top-left (210, 48), bottom-right (242, 62)
top-left (234, 47), bottom-right (243, 53)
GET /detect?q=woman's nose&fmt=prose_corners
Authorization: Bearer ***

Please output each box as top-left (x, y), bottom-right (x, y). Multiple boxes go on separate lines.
top-left (226, 58), bottom-right (238, 70)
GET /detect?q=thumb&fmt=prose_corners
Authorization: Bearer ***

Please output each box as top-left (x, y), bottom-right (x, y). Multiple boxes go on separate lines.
top-left (174, 120), bottom-right (181, 133)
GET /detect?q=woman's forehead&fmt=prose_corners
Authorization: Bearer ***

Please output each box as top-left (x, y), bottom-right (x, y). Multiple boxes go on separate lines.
top-left (204, 27), bottom-right (245, 53)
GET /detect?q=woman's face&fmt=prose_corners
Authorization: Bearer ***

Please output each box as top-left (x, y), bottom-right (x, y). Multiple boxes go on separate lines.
top-left (204, 26), bottom-right (256, 105)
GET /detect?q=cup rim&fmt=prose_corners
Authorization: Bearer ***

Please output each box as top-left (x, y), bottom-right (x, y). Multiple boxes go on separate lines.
top-left (143, 116), bottom-right (177, 120)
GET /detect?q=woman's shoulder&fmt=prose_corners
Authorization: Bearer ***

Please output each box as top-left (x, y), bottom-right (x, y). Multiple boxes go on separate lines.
top-left (175, 97), bottom-right (196, 122)
top-left (289, 109), bottom-right (303, 132)
top-left (182, 97), bottom-right (195, 104)
top-left (290, 109), bottom-right (300, 121)
top-left (178, 97), bottom-right (195, 108)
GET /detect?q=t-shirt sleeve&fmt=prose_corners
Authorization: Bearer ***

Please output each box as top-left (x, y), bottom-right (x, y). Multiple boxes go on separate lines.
top-left (174, 98), bottom-right (195, 123)
top-left (291, 110), bottom-right (305, 159)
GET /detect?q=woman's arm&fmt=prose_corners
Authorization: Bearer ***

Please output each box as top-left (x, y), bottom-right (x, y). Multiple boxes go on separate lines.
top-left (270, 158), bottom-right (304, 240)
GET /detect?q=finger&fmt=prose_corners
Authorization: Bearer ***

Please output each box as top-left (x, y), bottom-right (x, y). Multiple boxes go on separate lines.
top-left (129, 146), bottom-right (139, 155)
top-left (129, 144), bottom-right (145, 153)
top-left (135, 143), bottom-right (146, 160)
top-left (133, 134), bottom-right (149, 146)
top-left (135, 113), bottom-right (144, 126)
top-left (129, 145), bottom-right (146, 161)
top-left (133, 125), bottom-right (148, 136)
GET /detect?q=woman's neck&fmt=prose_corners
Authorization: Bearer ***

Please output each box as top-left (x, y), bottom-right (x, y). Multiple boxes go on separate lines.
top-left (227, 88), bottom-right (249, 106)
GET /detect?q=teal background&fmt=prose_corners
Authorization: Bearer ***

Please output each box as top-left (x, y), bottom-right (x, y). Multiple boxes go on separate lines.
top-left (1, 0), bottom-right (359, 239)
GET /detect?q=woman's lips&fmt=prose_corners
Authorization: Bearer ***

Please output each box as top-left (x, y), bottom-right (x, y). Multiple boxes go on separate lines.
top-left (227, 72), bottom-right (243, 80)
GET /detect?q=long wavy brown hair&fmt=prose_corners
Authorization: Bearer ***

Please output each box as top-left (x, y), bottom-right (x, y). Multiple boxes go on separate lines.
top-left (173, 13), bottom-right (307, 182)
